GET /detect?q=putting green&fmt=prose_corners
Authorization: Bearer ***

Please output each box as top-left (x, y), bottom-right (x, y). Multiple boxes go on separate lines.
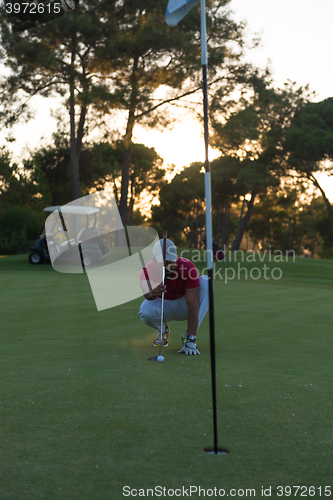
top-left (0, 253), bottom-right (332, 499)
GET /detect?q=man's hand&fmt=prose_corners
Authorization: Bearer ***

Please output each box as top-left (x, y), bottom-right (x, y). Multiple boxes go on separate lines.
top-left (143, 283), bottom-right (166, 300)
top-left (177, 335), bottom-right (201, 355)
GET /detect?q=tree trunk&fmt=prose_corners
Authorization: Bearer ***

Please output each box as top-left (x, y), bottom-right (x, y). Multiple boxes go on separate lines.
top-left (221, 197), bottom-right (230, 247)
top-left (200, 209), bottom-right (204, 242)
top-left (194, 201), bottom-right (199, 249)
top-left (119, 56), bottom-right (139, 225)
top-left (189, 213), bottom-right (194, 248)
top-left (216, 201), bottom-right (221, 247)
top-left (127, 174), bottom-right (135, 226)
top-left (119, 144), bottom-right (132, 223)
top-left (111, 174), bottom-right (119, 205)
top-left (231, 192), bottom-right (257, 251)
top-left (67, 40), bottom-right (81, 201)
top-left (76, 104), bottom-right (88, 163)
top-left (308, 173), bottom-right (333, 222)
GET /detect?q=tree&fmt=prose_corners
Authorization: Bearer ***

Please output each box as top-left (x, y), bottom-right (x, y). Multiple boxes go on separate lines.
top-left (125, 143), bottom-right (164, 225)
top-left (246, 190), bottom-right (332, 257)
top-left (246, 188), bottom-right (304, 253)
top-left (151, 163), bottom-right (205, 247)
top-left (211, 155), bottom-right (240, 247)
top-left (31, 134), bottom-right (122, 205)
top-left (31, 134), bottom-right (164, 219)
top-left (0, 0), bottom-right (120, 199)
top-left (1, 0), bottom-right (250, 222)
top-left (299, 197), bottom-right (328, 258)
top-left (210, 72), bottom-right (313, 250)
top-left (0, 147), bottom-right (46, 254)
top-left (31, 133), bottom-right (72, 206)
top-left (316, 211), bottom-right (333, 258)
top-left (284, 97), bottom-right (333, 222)
top-left (0, 147), bottom-right (43, 208)
top-left (107, 0), bottom-right (249, 224)
top-left (79, 140), bottom-right (165, 224)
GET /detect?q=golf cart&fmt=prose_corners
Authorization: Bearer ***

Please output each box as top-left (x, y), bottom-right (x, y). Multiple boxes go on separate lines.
top-left (29, 206), bottom-right (109, 267)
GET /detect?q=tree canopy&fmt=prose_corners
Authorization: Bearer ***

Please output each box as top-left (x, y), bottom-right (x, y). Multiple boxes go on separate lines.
top-left (284, 97), bottom-right (333, 221)
top-left (0, 0), bottom-right (251, 223)
top-left (285, 98), bottom-right (333, 164)
top-left (210, 72), bottom-right (313, 249)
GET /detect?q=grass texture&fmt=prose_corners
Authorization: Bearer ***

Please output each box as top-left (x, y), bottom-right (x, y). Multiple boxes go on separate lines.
top-left (0, 253), bottom-right (332, 499)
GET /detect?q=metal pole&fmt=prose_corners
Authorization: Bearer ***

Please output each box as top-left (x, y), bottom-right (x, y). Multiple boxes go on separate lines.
top-left (201, 0), bottom-right (218, 455)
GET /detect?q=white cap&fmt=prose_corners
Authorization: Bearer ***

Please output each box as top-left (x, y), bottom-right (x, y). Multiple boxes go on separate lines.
top-left (153, 239), bottom-right (177, 263)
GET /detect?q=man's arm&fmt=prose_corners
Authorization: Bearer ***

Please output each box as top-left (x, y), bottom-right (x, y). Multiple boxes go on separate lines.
top-left (185, 286), bottom-right (199, 336)
top-left (141, 281), bottom-right (166, 301)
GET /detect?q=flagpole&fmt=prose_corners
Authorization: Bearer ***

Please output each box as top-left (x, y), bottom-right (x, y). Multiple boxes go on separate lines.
top-left (200, 0), bottom-right (218, 455)
top-left (166, 0), bottom-right (229, 455)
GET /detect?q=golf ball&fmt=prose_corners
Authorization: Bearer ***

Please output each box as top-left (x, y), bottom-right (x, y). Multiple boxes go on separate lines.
top-left (157, 355), bottom-right (164, 363)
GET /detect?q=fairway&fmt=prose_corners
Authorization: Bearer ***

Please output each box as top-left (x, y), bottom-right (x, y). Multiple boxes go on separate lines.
top-left (0, 253), bottom-right (332, 499)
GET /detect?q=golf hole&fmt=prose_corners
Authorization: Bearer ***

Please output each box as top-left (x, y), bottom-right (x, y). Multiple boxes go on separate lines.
top-left (204, 447), bottom-right (230, 455)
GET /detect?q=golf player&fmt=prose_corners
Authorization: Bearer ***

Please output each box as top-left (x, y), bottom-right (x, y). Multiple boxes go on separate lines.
top-left (139, 239), bottom-right (209, 355)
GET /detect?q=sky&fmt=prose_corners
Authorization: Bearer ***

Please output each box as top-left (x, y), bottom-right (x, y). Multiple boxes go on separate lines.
top-left (1, 0), bottom-right (333, 198)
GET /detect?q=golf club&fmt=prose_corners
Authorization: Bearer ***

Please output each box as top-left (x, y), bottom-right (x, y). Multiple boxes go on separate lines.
top-left (148, 230), bottom-right (167, 361)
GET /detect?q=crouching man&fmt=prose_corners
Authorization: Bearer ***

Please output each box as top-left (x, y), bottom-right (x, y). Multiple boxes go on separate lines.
top-left (139, 238), bottom-right (209, 355)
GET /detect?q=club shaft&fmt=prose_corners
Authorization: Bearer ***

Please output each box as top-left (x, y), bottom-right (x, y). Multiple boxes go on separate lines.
top-left (158, 230), bottom-right (167, 356)
top-left (158, 276), bottom-right (165, 357)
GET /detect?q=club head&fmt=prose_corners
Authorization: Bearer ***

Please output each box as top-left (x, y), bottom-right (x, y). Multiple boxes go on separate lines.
top-left (148, 356), bottom-right (158, 361)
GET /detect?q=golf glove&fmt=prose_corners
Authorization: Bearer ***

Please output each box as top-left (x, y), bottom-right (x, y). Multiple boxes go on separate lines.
top-left (176, 334), bottom-right (201, 355)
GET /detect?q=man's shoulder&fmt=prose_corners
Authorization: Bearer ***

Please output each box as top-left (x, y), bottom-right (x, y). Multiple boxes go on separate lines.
top-left (177, 257), bottom-right (198, 276)
top-left (177, 257), bottom-right (199, 285)
top-left (177, 257), bottom-right (196, 268)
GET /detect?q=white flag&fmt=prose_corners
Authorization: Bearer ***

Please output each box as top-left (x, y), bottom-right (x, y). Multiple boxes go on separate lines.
top-left (165, 0), bottom-right (200, 26)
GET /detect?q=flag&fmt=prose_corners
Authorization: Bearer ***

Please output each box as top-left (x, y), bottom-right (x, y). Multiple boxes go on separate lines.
top-left (165, 0), bottom-right (200, 26)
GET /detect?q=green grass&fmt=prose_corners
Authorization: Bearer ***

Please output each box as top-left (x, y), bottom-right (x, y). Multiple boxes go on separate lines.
top-left (0, 253), bottom-right (332, 499)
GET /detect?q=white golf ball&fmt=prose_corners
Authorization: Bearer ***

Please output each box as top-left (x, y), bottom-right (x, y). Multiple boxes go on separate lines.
top-left (157, 356), bottom-right (164, 362)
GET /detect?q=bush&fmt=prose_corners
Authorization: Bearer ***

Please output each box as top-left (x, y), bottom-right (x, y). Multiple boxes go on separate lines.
top-left (0, 206), bottom-right (44, 255)
top-left (318, 246), bottom-right (333, 259)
